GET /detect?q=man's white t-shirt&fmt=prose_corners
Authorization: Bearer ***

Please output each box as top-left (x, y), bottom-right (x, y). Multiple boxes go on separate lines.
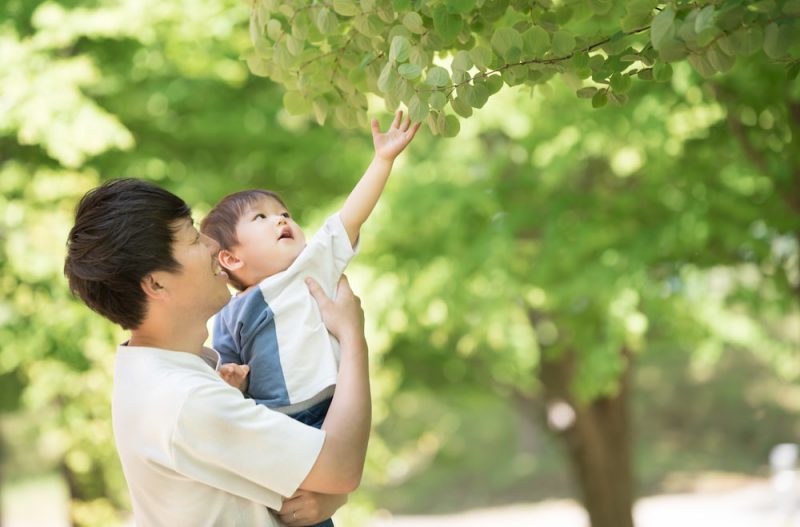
top-left (112, 344), bottom-right (325, 526)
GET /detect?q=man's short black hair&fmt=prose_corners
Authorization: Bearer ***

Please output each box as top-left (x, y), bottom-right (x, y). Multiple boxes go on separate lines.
top-left (64, 178), bottom-right (192, 329)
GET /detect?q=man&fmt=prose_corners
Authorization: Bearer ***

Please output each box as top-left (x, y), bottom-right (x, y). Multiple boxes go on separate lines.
top-left (64, 178), bottom-right (370, 526)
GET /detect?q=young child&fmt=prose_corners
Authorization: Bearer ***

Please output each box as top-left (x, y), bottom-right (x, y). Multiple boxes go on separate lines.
top-left (201, 112), bottom-right (419, 526)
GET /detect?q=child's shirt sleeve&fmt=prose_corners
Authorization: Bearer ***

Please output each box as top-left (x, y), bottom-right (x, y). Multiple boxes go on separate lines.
top-left (286, 212), bottom-right (360, 299)
top-left (212, 308), bottom-right (242, 365)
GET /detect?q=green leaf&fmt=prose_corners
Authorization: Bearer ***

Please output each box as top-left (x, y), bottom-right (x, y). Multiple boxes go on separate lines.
top-left (486, 75), bottom-right (503, 95)
top-left (407, 94), bottom-right (428, 122)
top-left (312, 99), bottom-right (329, 125)
top-left (621, 1), bottom-right (653, 33)
top-left (390, 36), bottom-right (412, 63)
top-left (429, 91), bottom-right (447, 110)
top-left (469, 45), bottom-right (493, 71)
top-left (452, 50), bottom-right (472, 73)
top-left (731, 26), bottom-right (763, 57)
top-left (450, 96), bottom-right (473, 118)
top-left (764, 23), bottom-right (790, 59)
top-left (402, 12), bottom-right (426, 34)
top-left (378, 62), bottom-right (399, 93)
top-left (502, 65), bottom-right (527, 86)
top-left (717, 35), bottom-right (737, 56)
top-left (398, 63), bottom-right (422, 80)
top-left (286, 35), bottom-right (304, 56)
top-left (284, 91), bottom-right (312, 115)
top-left (426, 110), bottom-right (440, 135)
top-left (433, 6), bottom-right (464, 44)
top-left (592, 90), bottom-right (608, 108)
top-left (658, 39), bottom-right (688, 62)
top-left (452, 70), bottom-right (470, 84)
top-left (653, 61), bottom-right (673, 82)
top-left (576, 86), bottom-right (598, 98)
top-left (694, 5), bottom-right (716, 34)
top-left (609, 72), bottom-right (632, 93)
top-left (354, 14), bottom-right (383, 37)
top-left (442, 115), bottom-right (461, 137)
top-left (447, 0), bottom-right (475, 15)
top-left (267, 19), bottom-right (283, 41)
top-left (522, 26), bottom-right (550, 58)
top-left (588, 0), bottom-right (612, 15)
top-left (466, 82), bottom-right (489, 108)
top-left (252, 28), bottom-right (273, 59)
top-left (245, 53), bottom-right (271, 77)
top-left (706, 44), bottom-right (735, 73)
top-left (333, 0), bottom-right (360, 16)
top-left (787, 61), bottom-right (800, 80)
top-left (651, 6), bottom-right (675, 50)
top-left (608, 92), bottom-right (629, 107)
top-left (274, 43), bottom-right (293, 68)
top-left (687, 53), bottom-right (717, 78)
top-left (552, 30), bottom-right (576, 56)
top-left (315, 8), bottom-right (339, 35)
top-left (409, 46), bottom-right (429, 69)
top-left (491, 27), bottom-right (523, 61)
top-left (425, 66), bottom-right (451, 87)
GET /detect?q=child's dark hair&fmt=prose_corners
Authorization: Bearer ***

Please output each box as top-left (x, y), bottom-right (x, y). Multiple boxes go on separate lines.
top-left (200, 189), bottom-right (286, 291)
top-left (64, 178), bottom-right (192, 329)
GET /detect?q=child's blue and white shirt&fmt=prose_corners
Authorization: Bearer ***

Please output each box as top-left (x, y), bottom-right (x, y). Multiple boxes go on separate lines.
top-left (212, 213), bottom-right (358, 414)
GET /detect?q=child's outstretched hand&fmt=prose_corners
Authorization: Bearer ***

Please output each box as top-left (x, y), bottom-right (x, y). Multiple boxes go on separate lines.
top-left (372, 110), bottom-right (421, 162)
top-left (219, 363), bottom-right (250, 393)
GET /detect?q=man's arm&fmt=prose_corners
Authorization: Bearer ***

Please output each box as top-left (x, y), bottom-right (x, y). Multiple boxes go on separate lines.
top-left (299, 276), bottom-right (370, 494)
top-left (340, 111), bottom-right (420, 246)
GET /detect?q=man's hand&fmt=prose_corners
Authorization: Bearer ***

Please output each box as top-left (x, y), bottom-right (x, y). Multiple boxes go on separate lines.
top-left (278, 490), bottom-right (348, 526)
top-left (219, 363), bottom-right (250, 392)
top-left (372, 110), bottom-right (421, 162)
top-left (306, 275), bottom-right (364, 347)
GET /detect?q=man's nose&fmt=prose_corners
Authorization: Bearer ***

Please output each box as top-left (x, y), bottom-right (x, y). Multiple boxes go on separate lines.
top-left (201, 233), bottom-right (220, 253)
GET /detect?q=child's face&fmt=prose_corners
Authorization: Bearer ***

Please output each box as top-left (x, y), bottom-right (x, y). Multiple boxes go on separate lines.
top-left (230, 196), bottom-right (306, 284)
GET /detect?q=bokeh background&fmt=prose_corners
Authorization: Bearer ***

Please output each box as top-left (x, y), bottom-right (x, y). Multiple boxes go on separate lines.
top-left (1, 0), bottom-right (799, 526)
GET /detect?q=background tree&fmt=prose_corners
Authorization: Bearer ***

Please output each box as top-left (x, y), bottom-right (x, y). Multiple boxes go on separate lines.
top-left (245, 0), bottom-right (800, 135)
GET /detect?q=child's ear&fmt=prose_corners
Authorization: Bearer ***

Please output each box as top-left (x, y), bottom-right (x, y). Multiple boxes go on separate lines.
top-left (218, 249), bottom-right (244, 272)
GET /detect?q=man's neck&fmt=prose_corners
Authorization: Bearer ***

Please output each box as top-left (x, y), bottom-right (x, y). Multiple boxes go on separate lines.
top-left (128, 317), bottom-right (209, 355)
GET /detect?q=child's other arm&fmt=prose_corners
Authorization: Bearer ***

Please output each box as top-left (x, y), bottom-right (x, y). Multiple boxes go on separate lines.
top-left (340, 111), bottom-right (420, 246)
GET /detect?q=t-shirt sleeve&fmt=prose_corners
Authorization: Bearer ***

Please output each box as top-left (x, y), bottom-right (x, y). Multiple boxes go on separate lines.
top-left (303, 212), bottom-right (360, 288)
top-left (170, 380), bottom-right (325, 509)
top-left (212, 312), bottom-right (241, 366)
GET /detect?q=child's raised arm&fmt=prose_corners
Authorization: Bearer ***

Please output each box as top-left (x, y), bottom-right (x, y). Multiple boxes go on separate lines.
top-left (340, 111), bottom-right (420, 246)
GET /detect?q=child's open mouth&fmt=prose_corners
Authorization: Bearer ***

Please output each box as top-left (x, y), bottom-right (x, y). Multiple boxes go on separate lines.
top-left (278, 226), bottom-right (293, 240)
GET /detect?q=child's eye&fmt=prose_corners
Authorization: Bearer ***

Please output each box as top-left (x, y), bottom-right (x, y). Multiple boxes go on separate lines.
top-left (254, 213), bottom-right (266, 220)
top-left (281, 212), bottom-right (291, 219)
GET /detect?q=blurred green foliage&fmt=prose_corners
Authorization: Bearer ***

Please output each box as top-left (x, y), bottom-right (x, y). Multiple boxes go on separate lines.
top-left (1, 1), bottom-right (799, 526)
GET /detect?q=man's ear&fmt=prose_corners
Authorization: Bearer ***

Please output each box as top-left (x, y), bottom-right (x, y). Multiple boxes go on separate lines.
top-left (141, 273), bottom-right (168, 300)
top-left (219, 249), bottom-right (244, 272)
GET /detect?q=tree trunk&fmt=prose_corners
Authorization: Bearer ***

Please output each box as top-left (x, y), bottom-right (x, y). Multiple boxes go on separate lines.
top-left (537, 339), bottom-right (635, 527)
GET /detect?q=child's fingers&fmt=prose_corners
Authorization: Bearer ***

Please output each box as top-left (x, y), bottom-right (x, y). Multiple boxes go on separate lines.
top-left (407, 121), bottom-right (421, 139)
top-left (391, 110), bottom-right (403, 129)
top-left (400, 114), bottom-right (411, 132)
top-left (370, 118), bottom-right (380, 137)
